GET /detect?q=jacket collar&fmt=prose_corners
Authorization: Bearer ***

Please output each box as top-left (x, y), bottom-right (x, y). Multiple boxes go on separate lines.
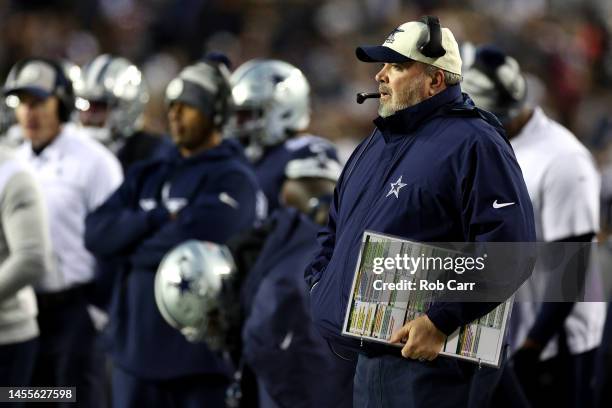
top-left (373, 84), bottom-right (463, 142)
top-left (23, 125), bottom-right (70, 162)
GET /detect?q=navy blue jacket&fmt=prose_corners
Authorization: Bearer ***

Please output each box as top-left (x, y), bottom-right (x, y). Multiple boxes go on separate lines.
top-left (254, 135), bottom-right (339, 213)
top-left (242, 208), bottom-right (354, 408)
top-left (305, 85), bottom-right (536, 349)
top-left (85, 139), bottom-right (260, 380)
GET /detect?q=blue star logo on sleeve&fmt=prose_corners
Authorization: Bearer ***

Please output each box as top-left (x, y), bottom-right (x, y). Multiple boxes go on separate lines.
top-left (386, 175), bottom-right (407, 199)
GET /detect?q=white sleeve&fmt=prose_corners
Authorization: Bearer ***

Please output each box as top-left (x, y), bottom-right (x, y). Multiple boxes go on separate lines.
top-left (541, 152), bottom-right (600, 241)
top-left (0, 169), bottom-right (51, 302)
top-left (86, 152), bottom-right (123, 211)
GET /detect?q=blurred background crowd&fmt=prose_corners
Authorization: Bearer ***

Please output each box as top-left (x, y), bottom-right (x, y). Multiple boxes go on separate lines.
top-left (1, 0), bottom-right (611, 168)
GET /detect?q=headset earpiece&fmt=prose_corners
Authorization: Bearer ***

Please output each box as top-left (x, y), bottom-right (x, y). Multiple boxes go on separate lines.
top-left (211, 62), bottom-right (232, 128)
top-left (46, 59), bottom-right (75, 122)
top-left (419, 16), bottom-right (446, 58)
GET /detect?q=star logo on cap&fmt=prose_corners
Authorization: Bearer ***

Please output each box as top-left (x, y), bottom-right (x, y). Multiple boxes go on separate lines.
top-left (386, 175), bottom-right (407, 199)
top-left (384, 27), bottom-right (404, 44)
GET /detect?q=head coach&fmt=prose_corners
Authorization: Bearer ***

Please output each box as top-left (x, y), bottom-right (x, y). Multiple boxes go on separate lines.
top-left (304, 16), bottom-right (536, 407)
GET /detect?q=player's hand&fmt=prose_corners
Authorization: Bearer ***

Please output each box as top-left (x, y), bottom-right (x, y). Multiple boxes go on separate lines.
top-left (389, 315), bottom-right (446, 361)
top-left (181, 327), bottom-right (204, 343)
top-left (519, 337), bottom-right (543, 352)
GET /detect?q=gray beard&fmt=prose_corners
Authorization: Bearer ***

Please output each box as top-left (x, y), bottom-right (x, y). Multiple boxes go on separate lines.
top-left (378, 78), bottom-right (426, 118)
top-left (378, 102), bottom-right (398, 118)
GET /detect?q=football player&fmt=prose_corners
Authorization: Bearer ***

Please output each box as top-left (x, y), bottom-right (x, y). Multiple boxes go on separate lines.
top-left (228, 59), bottom-right (342, 214)
top-left (464, 45), bottom-right (603, 408)
top-left (76, 54), bottom-right (172, 172)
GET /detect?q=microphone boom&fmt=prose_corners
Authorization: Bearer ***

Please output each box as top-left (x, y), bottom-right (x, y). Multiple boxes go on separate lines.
top-left (356, 92), bottom-right (381, 104)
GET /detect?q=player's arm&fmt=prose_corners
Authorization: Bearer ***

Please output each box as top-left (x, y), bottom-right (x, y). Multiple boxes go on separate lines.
top-left (128, 170), bottom-right (258, 271)
top-left (392, 136), bottom-right (537, 360)
top-left (0, 171), bottom-right (50, 302)
top-left (426, 137), bottom-right (536, 336)
top-left (304, 185), bottom-right (339, 290)
top-left (84, 166), bottom-right (171, 258)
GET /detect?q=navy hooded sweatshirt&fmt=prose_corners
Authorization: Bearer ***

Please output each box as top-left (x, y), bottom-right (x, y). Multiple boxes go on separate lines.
top-left (85, 139), bottom-right (261, 380)
top-left (304, 84), bottom-right (536, 351)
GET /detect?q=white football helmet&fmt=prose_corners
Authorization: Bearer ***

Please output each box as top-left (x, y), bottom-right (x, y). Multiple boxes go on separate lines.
top-left (228, 59), bottom-right (310, 148)
top-left (154, 240), bottom-right (237, 349)
top-left (75, 54), bottom-right (148, 145)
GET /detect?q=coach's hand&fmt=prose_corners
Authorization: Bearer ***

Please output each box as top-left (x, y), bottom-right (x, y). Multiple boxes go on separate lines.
top-left (389, 315), bottom-right (446, 361)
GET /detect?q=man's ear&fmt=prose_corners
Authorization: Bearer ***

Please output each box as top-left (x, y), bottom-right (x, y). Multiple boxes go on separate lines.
top-left (428, 70), bottom-right (446, 96)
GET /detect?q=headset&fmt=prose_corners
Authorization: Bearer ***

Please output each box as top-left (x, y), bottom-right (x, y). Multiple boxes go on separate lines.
top-left (419, 15), bottom-right (446, 59)
top-left (209, 61), bottom-right (233, 129)
top-left (5, 57), bottom-right (75, 122)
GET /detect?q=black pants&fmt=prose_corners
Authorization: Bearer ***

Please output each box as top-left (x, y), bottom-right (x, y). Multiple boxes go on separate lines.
top-left (594, 302), bottom-right (612, 408)
top-left (0, 337), bottom-right (38, 386)
top-left (112, 366), bottom-right (227, 408)
top-left (498, 347), bottom-right (597, 408)
top-left (29, 291), bottom-right (107, 408)
top-left (0, 337), bottom-right (39, 408)
top-left (354, 353), bottom-right (505, 408)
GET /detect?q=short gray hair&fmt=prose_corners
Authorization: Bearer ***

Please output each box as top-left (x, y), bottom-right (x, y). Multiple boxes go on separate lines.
top-left (423, 64), bottom-right (462, 85)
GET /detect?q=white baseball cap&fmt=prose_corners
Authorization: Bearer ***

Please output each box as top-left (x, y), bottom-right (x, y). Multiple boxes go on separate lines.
top-left (356, 16), bottom-right (462, 75)
top-left (4, 59), bottom-right (61, 99)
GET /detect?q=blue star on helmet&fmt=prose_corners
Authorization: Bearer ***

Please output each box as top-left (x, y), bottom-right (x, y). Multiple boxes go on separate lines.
top-left (386, 175), bottom-right (407, 199)
top-left (175, 274), bottom-right (193, 295)
top-left (271, 74), bottom-right (286, 85)
top-left (171, 255), bottom-right (193, 295)
top-left (384, 27), bottom-right (404, 44)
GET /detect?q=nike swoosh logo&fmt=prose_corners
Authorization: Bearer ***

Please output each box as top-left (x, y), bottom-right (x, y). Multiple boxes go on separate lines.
top-left (493, 200), bottom-right (515, 209)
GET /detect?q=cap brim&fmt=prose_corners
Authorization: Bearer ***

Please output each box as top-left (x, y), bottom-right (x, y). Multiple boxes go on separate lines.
top-left (355, 46), bottom-right (411, 63)
top-left (4, 86), bottom-right (52, 99)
